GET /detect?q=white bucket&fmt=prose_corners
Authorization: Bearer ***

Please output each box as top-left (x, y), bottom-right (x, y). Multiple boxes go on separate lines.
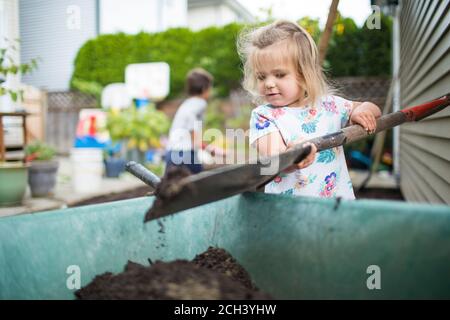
top-left (70, 148), bottom-right (104, 194)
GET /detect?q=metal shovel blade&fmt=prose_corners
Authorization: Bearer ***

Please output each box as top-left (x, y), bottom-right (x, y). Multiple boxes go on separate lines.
top-left (144, 145), bottom-right (313, 221)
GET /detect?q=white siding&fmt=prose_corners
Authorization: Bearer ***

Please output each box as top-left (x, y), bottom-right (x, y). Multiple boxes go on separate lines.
top-left (188, 6), bottom-right (219, 30)
top-left (188, 0), bottom-right (254, 31)
top-left (19, 0), bottom-right (97, 91)
top-left (218, 4), bottom-right (237, 25)
top-left (0, 0), bottom-right (20, 111)
top-left (99, 0), bottom-right (187, 34)
top-left (188, 4), bottom-right (237, 30)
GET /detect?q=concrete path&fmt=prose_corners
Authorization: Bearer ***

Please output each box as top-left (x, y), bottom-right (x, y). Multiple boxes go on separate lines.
top-left (0, 157), bottom-right (147, 218)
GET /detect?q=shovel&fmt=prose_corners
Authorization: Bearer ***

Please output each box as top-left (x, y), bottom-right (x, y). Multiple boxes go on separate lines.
top-left (126, 94), bottom-right (450, 222)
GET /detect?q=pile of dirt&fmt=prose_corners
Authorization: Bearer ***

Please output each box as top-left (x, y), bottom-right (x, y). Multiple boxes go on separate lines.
top-left (75, 247), bottom-right (272, 300)
top-left (192, 247), bottom-right (256, 290)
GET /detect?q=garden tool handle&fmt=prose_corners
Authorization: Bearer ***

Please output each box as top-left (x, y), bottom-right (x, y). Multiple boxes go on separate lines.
top-left (125, 161), bottom-right (161, 189)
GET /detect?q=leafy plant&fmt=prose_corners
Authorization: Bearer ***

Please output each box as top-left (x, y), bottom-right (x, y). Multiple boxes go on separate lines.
top-left (0, 39), bottom-right (38, 102)
top-left (106, 105), bottom-right (170, 152)
top-left (24, 141), bottom-right (56, 162)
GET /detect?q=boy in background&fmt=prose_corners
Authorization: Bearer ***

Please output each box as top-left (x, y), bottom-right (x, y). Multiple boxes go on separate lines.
top-left (165, 68), bottom-right (213, 174)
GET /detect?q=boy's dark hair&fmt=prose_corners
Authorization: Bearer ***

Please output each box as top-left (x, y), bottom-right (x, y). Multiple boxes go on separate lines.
top-left (186, 68), bottom-right (213, 96)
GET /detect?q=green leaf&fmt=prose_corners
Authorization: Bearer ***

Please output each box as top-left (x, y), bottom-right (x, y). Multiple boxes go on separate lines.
top-left (9, 91), bottom-right (18, 102)
top-left (25, 140), bottom-right (56, 161)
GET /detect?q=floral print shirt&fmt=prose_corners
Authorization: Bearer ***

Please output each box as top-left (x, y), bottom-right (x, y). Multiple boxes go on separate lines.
top-left (249, 95), bottom-right (355, 200)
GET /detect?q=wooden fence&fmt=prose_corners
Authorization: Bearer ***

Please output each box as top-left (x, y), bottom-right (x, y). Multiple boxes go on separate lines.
top-left (219, 77), bottom-right (391, 121)
top-left (46, 91), bottom-right (97, 155)
top-left (331, 77), bottom-right (390, 108)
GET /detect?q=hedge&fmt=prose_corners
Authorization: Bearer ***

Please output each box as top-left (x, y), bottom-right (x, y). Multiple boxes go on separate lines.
top-left (71, 24), bottom-right (242, 99)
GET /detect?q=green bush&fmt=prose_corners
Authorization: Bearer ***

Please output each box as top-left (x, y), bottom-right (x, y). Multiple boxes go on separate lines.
top-left (72, 17), bottom-right (391, 99)
top-left (326, 13), bottom-right (392, 77)
top-left (71, 25), bottom-right (242, 99)
top-left (358, 14), bottom-right (392, 76)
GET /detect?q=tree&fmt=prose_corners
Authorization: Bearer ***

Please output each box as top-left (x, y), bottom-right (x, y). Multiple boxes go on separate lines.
top-left (318, 0), bottom-right (340, 64)
top-left (298, 17), bottom-right (322, 43)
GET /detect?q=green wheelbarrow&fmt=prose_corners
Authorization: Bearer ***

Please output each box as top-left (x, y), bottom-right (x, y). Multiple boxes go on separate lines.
top-left (1, 94), bottom-right (449, 300)
top-left (0, 193), bottom-right (449, 299)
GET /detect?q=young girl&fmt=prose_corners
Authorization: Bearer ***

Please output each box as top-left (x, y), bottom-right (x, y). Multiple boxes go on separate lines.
top-left (238, 20), bottom-right (381, 199)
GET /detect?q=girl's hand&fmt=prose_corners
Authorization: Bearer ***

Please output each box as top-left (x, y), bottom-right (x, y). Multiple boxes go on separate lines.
top-left (350, 102), bottom-right (380, 134)
top-left (284, 141), bottom-right (317, 173)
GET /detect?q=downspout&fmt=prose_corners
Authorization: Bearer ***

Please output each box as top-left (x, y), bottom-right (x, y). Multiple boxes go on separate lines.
top-left (392, 1), bottom-right (401, 184)
top-left (95, 0), bottom-right (100, 35)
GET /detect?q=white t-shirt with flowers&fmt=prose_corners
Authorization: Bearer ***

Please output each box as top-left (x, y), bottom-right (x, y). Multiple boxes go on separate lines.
top-left (249, 95), bottom-right (355, 200)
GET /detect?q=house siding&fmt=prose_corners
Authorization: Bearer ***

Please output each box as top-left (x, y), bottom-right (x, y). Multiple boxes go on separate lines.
top-left (19, 0), bottom-right (97, 91)
top-left (399, 0), bottom-right (450, 204)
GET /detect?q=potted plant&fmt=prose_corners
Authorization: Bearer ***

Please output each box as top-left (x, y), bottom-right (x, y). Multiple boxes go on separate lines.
top-left (103, 142), bottom-right (126, 178)
top-left (0, 162), bottom-right (30, 206)
top-left (0, 39), bottom-right (38, 206)
top-left (24, 141), bottom-right (58, 197)
top-left (105, 105), bottom-right (170, 164)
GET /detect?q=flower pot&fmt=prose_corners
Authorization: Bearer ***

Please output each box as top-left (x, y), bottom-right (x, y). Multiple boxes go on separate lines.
top-left (104, 158), bottom-right (126, 178)
top-left (28, 160), bottom-right (59, 197)
top-left (0, 162), bottom-right (29, 207)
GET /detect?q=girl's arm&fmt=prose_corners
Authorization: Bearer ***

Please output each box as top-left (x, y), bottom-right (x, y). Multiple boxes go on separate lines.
top-left (255, 131), bottom-right (317, 171)
top-left (349, 101), bottom-right (382, 133)
top-left (255, 130), bottom-right (287, 157)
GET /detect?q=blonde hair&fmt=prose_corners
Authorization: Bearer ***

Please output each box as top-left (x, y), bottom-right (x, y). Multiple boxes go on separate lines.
top-left (237, 20), bottom-right (329, 106)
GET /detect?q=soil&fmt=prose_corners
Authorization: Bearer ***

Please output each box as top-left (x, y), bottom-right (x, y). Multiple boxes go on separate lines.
top-left (70, 184), bottom-right (404, 208)
top-left (69, 186), bottom-right (151, 207)
top-left (75, 247), bottom-right (272, 300)
top-left (192, 247), bottom-right (256, 290)
top-left (355, 187), bottom-right (404, 201)
top-left (145, 166), bottom-right (193, 221)
top-left (153, 166), bottom-right (193, 202)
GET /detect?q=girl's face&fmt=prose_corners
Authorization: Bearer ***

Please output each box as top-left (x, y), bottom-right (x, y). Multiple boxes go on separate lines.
top-left (254, 44), bottom-right (304, 108)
